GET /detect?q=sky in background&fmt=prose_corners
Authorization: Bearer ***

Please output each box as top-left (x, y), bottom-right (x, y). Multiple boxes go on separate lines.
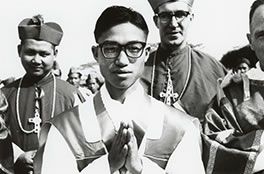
top-left (0, 0), bottom-right (255, 79)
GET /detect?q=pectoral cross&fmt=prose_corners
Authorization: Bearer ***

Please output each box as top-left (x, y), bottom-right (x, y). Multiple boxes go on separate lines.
top-left (28, 113), bottom-right (42, 135)
top-left (160, 68), bottom-right (178, 106)
top-left (28, 86), bottom-right (43, 136)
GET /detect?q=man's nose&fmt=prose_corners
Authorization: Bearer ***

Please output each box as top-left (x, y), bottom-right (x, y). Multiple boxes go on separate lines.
top-left (115, 50), bottom-right (129, 65)
top-left (32, 54), bottom-right (42, 63)
top-left (169, 16), bottom-right (179, 27)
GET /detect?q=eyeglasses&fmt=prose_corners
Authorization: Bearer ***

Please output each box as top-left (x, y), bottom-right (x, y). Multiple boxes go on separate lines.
top-left (156, 10), bottom-right (190, 24)
top-left (98, 41), bottom-right (146, 59)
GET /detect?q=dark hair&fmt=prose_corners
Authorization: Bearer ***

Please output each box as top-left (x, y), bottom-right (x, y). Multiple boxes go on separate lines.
top-left (249, 0), bottom-right (264, 24)
top-left (86, 73), bottom-right (104, 87)
top-left (94, 6), bottom-right (149, 43)
top-left (220, 45), bottom-right (258, 70)
top-left (68, 71), bottom-right (82, 78)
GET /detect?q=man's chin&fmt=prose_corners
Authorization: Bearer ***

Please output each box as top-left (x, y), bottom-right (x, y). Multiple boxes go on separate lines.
top-left (32, 72), bottom-right (44, 76)
top-left (112, 80), bottom-right (135, 90)
top-left (115, 83), bottom-right (131, 89)
top-left (164, 36), bottom-right (183, 44)
top-left (164, 40), bottom-right (184, 49)
top-left (27, 71), bottom-right (48, 78)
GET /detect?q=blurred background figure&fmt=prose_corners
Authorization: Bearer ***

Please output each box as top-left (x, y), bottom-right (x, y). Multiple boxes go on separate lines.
top-left (67, 67), bottom-right (93, 98)
top-left (51, 61), bottom-right (62, 78)
top-left (220, 45), bottom-right (257, 72)
top-left (85, 73), bottom-right (104, 94)
top-left (67, 67), bottom-right (82, 88)
top-left (220, 45), bottom-right (258, 86)
top-left (234, 57), bottom-right (252, 74)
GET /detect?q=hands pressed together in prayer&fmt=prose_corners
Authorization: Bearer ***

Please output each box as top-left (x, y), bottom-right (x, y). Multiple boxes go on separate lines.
top-left (108, 122), bottom-right (143, 174)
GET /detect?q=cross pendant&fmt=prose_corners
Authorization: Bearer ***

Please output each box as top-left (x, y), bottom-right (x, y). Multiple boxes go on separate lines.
top-left (28, 115), bottom-right (42, 134)
top-left (160, 68), bottom-right (179, 105)
top-left (160, 90), bottom-right (179, 105)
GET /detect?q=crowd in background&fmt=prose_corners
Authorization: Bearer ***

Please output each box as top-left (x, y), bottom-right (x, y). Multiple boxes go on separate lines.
top-left (0, 64), bottom-right (104, 96)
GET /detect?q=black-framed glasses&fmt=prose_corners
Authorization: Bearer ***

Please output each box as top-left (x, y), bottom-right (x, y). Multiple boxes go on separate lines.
top-left (156, 10), bottom-right (190, 24)
top-left (98, 41), bottom-right (146, 59)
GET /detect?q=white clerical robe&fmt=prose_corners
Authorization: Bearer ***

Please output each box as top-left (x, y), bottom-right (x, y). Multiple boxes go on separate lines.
top-left (40, 83), bottom-right (205, 174)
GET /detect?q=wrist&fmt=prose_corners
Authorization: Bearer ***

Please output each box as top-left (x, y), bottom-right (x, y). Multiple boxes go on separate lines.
top-left (108, 156), bottom-right (118, 174)
top-left (132, 159), bottom-right (143, 174)
top-left (109, 166), bottom-right (115, 174)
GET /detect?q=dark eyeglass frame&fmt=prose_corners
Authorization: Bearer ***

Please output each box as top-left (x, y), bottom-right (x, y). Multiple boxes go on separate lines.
top-left (156, 10), bottom-right (190, 24)
top-left (98, 41), bottom-right (147, 59)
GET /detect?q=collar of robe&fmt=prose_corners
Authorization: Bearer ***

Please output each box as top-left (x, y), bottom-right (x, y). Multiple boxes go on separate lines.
top-left (150, 45), bottom-right (191, 103)
top-left (22, 72), bottom-right (54, 87)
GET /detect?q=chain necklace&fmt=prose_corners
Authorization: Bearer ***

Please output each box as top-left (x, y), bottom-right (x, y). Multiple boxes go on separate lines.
top-left (16, 72), bottom-right (56, 134)
top-left (150, 46), bottom-right (191, 104)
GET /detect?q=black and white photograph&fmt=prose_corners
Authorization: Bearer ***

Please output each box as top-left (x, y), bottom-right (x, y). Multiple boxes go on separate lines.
top-left (0, 0), bottom-right (264, 173)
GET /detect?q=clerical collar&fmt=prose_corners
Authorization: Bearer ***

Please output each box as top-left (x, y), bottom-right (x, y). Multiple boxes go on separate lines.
top-left (158, 44), bottom-right (189, 61)
top-left (101, 81), bottom-right (144, 105)
top-left (246, 62), bottom-right (264, 81)
top-left (22, 72), bottom-right (54, 87)
top-left (99, 82), bottom-right (163, 140)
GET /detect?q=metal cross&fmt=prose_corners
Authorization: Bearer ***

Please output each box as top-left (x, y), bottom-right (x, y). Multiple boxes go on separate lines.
top-left (28, 112), bottom-right (42, 135)
top-left (160, 68), bottom-right (179, 105)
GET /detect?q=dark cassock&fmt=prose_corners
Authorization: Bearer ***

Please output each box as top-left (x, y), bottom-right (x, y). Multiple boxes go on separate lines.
top-left (2, 73), bottom-right (84, 152)
top-left (142, 45), bottom-right (226, 121)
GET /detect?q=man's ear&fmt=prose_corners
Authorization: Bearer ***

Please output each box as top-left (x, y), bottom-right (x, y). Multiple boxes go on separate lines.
top-left (247, 33), bottom-right (253, 50)
top-left (17, 44), bottom-right (21, 57)
top-left (92, 46), bottom-right (99, 62)
top-left (144, 45), bottom-right (151, 62)
top-left (153, 15), bottom-right (159, 29)
top-left (54, 48), bottom-right (58, 57)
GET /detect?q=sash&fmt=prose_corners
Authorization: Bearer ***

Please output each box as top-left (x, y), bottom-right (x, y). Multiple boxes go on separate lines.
top-left (34, 93), bottom-right (107, 174)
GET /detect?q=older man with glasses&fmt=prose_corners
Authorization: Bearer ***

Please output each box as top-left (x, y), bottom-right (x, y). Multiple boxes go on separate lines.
top-left (142, 0), bottom-right (226, 122)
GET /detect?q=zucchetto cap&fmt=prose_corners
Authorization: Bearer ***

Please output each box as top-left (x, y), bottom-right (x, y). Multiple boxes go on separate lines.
top-left (18, 15), bottom-right (63, 46)
top-left (148, 0), bottom-right (194, 11)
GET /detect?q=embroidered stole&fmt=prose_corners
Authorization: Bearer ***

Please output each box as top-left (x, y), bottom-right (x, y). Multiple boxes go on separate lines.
top-left (34, 91), bottom-right (184, 173)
